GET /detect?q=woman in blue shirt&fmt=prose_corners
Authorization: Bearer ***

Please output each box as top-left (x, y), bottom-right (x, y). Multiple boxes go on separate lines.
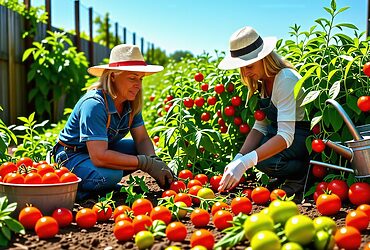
top-left (54, 44), bottom-right (174, 200)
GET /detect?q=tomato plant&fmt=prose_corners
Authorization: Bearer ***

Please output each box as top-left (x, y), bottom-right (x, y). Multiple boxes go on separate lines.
top-left (184, 98), bottom-right (194, 108)
top-left (327, 179), bottom-right (348, 201)
top-left (231, 96), bottom-right (242, 106)
top-left (214, 84), bottom-right (225, 94)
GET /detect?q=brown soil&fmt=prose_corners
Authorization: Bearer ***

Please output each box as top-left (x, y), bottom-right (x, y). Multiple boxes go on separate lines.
top-left (5, 171), bottom-right (370, 250)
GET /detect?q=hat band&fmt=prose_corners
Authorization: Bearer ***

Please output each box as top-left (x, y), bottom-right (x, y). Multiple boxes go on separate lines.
top-left (109, 60), bottom-right (147, 67)
top-left (230, 36), bottom-right (263, 57)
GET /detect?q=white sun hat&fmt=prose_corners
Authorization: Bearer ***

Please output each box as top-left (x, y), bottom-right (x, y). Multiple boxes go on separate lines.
top-left (87, 44), bottom-right (164, 77)
top-left (218, 26), bottom-right (277, 70)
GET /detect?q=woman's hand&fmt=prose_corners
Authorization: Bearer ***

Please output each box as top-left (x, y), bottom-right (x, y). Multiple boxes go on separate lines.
top-left (218, 151), bottom-right (258, 192)
top-left (137, 155), bottom-right (174, 188)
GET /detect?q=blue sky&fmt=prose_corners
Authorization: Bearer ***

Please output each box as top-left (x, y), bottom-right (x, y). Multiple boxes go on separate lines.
top-left (32, 0), bottom-right (367, 56)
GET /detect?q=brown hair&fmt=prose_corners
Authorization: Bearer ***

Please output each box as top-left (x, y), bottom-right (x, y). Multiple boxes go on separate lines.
top-left (240, 51), bottom-right (295, 100)
top-left (87, 70), bottom-right (143, 116)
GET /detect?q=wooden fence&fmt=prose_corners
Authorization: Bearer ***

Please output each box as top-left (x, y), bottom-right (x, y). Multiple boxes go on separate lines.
top-left (0, 1), bottom-right (157, 124)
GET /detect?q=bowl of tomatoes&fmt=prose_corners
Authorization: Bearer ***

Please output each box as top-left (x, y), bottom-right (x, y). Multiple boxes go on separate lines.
top-left (0, 158), bottom-right (81, 216)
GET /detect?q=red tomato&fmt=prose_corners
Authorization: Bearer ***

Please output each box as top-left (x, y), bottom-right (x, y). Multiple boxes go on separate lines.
top-left (364, 242), bottom-right (370, 250)
top-left (169, 181), bottom-right (186, 193)
top-left (254, 110), bottom-right (266, 121)
top-left (113, 205), bottom-right (132, 220)
top-left (231, 197), bottom-right (252, 215)
top-left (178, 169), bottom-right (193, 180)
top-left (190, 229), bottom-right (215, 250)
top-left (41, 172), bottom-right (60, 184)
top-left (357, 96), bottom-right (370, 112)
top-left (54, 167), bottom-right (70, 178)
top-left (239, 124), bottom-right (250, 134)
top-left (113, 220), bottom-right (134, 241)
top-left (231, 96), bottom-right (242, 106)
top-left (315, 182), bottom-right (328, 194)
top-left (214, 84), bottom-right (225, 94)
top-left (149, 206), bottom-right (172, 225)
top-left (316, 193), bottom-right (341, 216)
top-left (327, 179), bottom-right (348, 201)
top-left (59, 172), bottom-right (79, 183)
top-left (312, 124), bottom-right (321, 135)
top-left (36, 164), bottom-right (54, 176)
top-left (5, 173), bottom-right (24, 184)
top-left (242, 188), bottom-right (253, 199)
top-left (312, 164), bottom-right (327, 179)
top-left (234, 117), bottom-right (243, 126)
top-left (152, 136), bottom-right (160, 143)
top-left (201, 112), bottom-right (211, 121)
top-left (161, 190), bottom-right (177, 198)
top-left (183, 97), bottom-right (194, 108)
top-left (201, 83), bottom-right (209, 91)
top-left (251, 187), bottom-right (270, 205)
top-left (334, 226), bottom-right (361, 250)
top-left (166, 221), bottom-right (187, 242)
top-left (190, 208), bottom-right (210, 228)
top-left (149, 94), bottom-right (155, 102)
top-left (75, 208), bottom-right (97, 228)
top-left (216, 110), bottom-right (222, 117)
top-left (227, 83), bottom-right (234, 92)
top-left (35, 216), bottom-right (59, 239)
top-left (188, 185), bottom-right (202, 205)
top-left (211, 201), bottom-right (230, 216)
top-left (132, 198), bottom-right (153, 216)
top-left (194, 72), bottom-right (204, 82)
top-left (270, 189), bottom-right (287, 201)
top-left (18, 206), bottom-right (43, 230)
top-left (213, 210), bottom-right (233, 230)
top-left (363, 62), bottom-right (370, 77)
top-left (345, 210), bottom-right (369, 231)
top-left (187, 179), bottom-right (202, 189)
top-left (92, 202), bottom-right (112, 222)
top-left (220, 125), bottom-right (228, 133)
top-left (52, 208), bottom-right (73, 227)
top-left (312, 139), bottom-right (325, 153)
top-left (132, 214), bottom-right (152, 234)
top-left (207, 96), bottom-right (217, 105)
top-left (24, 172), bottom-right (42, 184)
top-left (16, 157), bottom-right (33, 168)
top-left (348, 182), bottom-right (370, 205)
top-left (209, 175), bottom-right (222, 192)
top-left (174, 193), bottom-right (192, 207)
top-left (224, 106), bottom-right (235, 116)
top-left (194, 97), bottom-right (205, 107)
top-left (115, 213), bottom-right (133, 223)
top-left (356, 204), bottom-right (370, 219)
top-left (0, 162), bottom-right (17, 178)
top-left (218, 118), bottom-right (226, 126)
top-left (194, 174), bottom-right (208, 185)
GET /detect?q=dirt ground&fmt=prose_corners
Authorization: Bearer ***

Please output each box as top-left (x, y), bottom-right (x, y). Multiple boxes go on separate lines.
top-left (5, 171), bottom-right (370, 250)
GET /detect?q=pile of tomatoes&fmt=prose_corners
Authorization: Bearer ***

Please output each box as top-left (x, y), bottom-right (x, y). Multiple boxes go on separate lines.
top-left (0, 157), bottom-right (78, 184)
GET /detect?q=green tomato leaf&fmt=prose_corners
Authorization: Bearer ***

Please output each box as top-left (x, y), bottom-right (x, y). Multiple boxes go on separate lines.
top-left (328, 81), bottom-right (340, 99)
top-left (301, 90), bottom-right (321, 106)
top-left (3, 217), bottom-right (25, 234)
top-left (1, 226), bottom-right (11, 241)
top-left (0, 231), bottom-right (9, 247)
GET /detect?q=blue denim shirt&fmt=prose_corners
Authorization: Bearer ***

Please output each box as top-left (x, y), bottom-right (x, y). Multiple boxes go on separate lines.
top-left (58, 89), bottom-right (144, 148)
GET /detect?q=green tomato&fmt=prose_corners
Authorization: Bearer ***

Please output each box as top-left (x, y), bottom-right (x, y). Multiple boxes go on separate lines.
top-left (313, 216), bottom-right (337, 235)
top-left (313, 230), bottom-right (335, 250)
top-left (197, 187), bottom-right (215, 199)
top-left (250, 230), bottom-right (281, 250)
top-left (281, 242), bottom-right (303, 250)
top-left (174, 201), bottom-right (188, 219)
top-left (260, 207), bottom-right (270, 216)
top-left (135, 231), bottom-right (154, 250)
top-left (268, 200), bottom-right (299, 225)
top-left (285, 215), bottom-right (315, 245)
top-left (165, 247), bottom-right (181, 250)
top-left (191, 246), bottom-right (208, 250)
top-left (243, 212), bottom-right (274, 240)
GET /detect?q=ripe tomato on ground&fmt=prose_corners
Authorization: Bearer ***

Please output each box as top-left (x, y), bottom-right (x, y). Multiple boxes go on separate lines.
top-left (345, 210), bottom-right (369, 231)
top-left (269, 189), bottom-right (286, 201)
top-left (348, 182), bottom-right (370, 205)
top-left (113, 205), bottom-right (132, 220)
top-left (113, 220), bottom-right (134, 241)
top-left (18, 206), bottom-right (43, 230)
top-left (190, 208), bottom-right (210, 228)
top-left (132, 214), bottom-right (153, 234)
top-left (187, 179), bottom-right (202, 189)
top-left (52, 208), bottom-right (73, 227)
top-left (35, 216), bottom-right (59, 239)
top-left (178, 169), bottom-right (193, 180)
top-left (209, 175), bottom-right (222, 191)
top-left (135, 231), bottom-right (154, 250)
top-left (334, 226), bottom-right (362, 250)
top-left (356, 204), bottom-right (370, 219)
top-left (75, 208), bottom-right (97, 229)
top-left (231, 197), bottom-right (252, 215)
top-left (132, 198), bottom-right (153, 216)
top-left (211, 201), bottom-right (230, 216)
top-left (284, 215), bottom-right (315, 245)
top-left (312, 139), bottom-right (325, 153)
top-left (115, 213), bottom-right (133, 223)
top-left (197, 187), bottom-right (215, 199)
top-left (169, 180), bottom-right (186, 193)
top-left (316, 193), bottom-right (341, 216)
top-left (188, 185), bottom-right (202, 205)
top-left (92, 202), bottom-right (112, 222)
top-left (174, 193), bottom-right (192, 207)
top-left (166, 222), bottom-right (187, 242)
top-left (190, 229), bottom-right (215, 250)
top-left (161, 189), bottom-right (177, 198)
top-left (149, 206), bottom-right (172, 225)
top-left (251, 187), bottom-right (270, 205)
top-left (213, 210), bottom-right (233, 230)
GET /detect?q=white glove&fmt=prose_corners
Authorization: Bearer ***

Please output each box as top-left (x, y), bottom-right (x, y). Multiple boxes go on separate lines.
top-left (218, 151), bottom-right (258, 192)
top-left (231, 153), bottom-right (243, 162)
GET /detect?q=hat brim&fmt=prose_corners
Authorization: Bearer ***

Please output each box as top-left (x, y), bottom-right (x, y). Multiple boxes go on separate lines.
top-left (218, 37), bottom-right (277, 70)
top-left (87, 64), bottom-right (164, 77)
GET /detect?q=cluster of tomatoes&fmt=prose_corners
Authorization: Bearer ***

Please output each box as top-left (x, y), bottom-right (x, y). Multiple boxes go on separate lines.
top-left (0, 157), bottom-right (78, 184)
top-left (358, 62), bottom-right (370, 112)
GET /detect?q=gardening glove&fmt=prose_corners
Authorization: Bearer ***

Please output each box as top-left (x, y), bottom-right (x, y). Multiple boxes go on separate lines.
top-left (218, 151), bottom-right (258, 192)
top-left (149, 154), bottom-right (177, 181)
top-left (137, 155), bottom-right (174, 188)
top-left (231, 153), bottom-right (244, 162)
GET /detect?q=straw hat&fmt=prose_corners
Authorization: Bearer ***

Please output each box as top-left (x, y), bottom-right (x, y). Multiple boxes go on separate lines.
top-left (87, 44), bottom-right (164, 77)
top-left (218, 26), bottom-right (277, 70)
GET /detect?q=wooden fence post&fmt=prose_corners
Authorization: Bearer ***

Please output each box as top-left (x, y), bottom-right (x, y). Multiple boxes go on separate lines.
top-left (88, 7), bottom-right (94, 65)
top-left (45, 0), bottom-right (51, 31)
top-left (133, 32), bottom-right (136, 45)
top-left (74, 0), bottom-right (81, 52)
top-left (105, 14), bottom-right (109, 48)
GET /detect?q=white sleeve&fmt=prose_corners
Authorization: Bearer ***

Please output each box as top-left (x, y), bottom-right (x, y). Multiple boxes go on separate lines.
top-left (277, 121), bottom-right (295, 148)
top-left (252, 119), bottom-right (268, 136)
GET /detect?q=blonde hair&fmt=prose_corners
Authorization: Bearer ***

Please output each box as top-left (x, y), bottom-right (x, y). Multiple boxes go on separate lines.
top-left (88, 70), bottom-right (143, 116)
top-left (240, 51), bottom-right (295, 100)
